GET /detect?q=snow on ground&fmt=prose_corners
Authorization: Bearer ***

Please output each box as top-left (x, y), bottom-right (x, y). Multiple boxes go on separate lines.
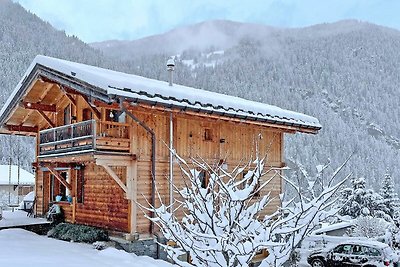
top-left (0, 210), bottom-right (48, 228)
top-left (0, 229), bottom-right (174, 267)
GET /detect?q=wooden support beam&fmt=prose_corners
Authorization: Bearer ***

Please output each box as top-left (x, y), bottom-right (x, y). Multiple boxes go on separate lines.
top-left (6, 125), bottom-right (38, 133)
top-left (94, 155), bottom-right (135, 165)
top-left (65, 94), bottom-right (76, 107)
top-left (37, 110), bottom-right (55, 128)
top-left (21, 101), bottom-right (56, 112)
top-left (38, 83), bottom-right (54, 102)
top-left (127, 160), bottom-right (138, 234)
top-left (20, 110), bottom-right (34, 125)
top-left (81, 96), bottom-right (101, 119)
top-left (38, 162), bottom-right (75, 168)
top-left (47, 165), bottom-right (72, 191)
top-left (94, 100), bottom-right (120, 109)
top-left (96, 161), bottom-right (128, 194)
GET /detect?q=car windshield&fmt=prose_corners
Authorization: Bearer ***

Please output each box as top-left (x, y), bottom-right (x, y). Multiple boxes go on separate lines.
top-left (365, 247), bottom-right (381, 257)
top-left (333, 244), bottom-right (352, 254)
top-left (352, 245), bottom-right (364, 255)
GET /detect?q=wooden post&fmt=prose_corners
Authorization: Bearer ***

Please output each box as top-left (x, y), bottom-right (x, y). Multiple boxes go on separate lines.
top-left (72, 197), bottom-right (76, 223)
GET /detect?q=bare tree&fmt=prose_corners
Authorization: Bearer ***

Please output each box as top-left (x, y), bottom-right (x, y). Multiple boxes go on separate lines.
top-left (141, 152), bottom-right (349, 267)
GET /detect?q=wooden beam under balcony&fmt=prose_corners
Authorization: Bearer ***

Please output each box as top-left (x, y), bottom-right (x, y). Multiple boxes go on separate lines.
top-left (6, 124), bottom-right (38, 133)
top-left (81, 96), bottom-right (101, 119)
top-left (47, 165), bottom-right (72, 191)
top-left (21, 101), bottom-right (56, 112)
top-left (37, 110), bottom-right (55, 128)
top-left (65, 94), bottom-right (76, 107)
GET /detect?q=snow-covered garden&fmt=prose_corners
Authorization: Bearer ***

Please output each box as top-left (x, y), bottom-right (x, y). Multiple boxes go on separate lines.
top-left (2, 155), bottom-right (400, 267)
top-left (0, 228), bottom-right (174, 267)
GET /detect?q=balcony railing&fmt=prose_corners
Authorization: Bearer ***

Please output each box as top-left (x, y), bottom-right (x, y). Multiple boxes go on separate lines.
top-left (39, 120), bottom-right (130, 156)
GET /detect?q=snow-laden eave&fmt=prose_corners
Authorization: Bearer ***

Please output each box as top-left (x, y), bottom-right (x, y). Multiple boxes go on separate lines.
top-left (0, 55), bottom-right (321, 134)
top-left (107, 87), bottom-right (320, 133)
top-left (0, 62), bottom-right (40, 128)
top-left (0, 64), bottom-right (109, 129)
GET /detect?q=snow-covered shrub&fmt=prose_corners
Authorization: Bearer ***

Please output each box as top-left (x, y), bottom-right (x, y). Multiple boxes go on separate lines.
top-left (338, 177), bottom-right (391, 220)
top-left (350, 216), bottom-right (389, 239)
top-left (142, 152), bottom-right (349, 267)
top-left (48, 223), bottom-right (109, 243)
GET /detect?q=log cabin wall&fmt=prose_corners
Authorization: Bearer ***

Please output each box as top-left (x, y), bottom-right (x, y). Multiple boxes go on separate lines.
top-left (35, 97), bottom-right (283, 235)
top-left (128, 107), bottom-right (283, 234)
top-left (74, 163), bottom-right (129, 232)
top-left (36, 163), bottom-right (129, 232)
top-left (35, 169), bottom-right (45, 216)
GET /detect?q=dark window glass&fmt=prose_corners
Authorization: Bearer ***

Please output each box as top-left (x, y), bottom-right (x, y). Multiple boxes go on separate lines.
top-left (82, 108), bottom-right (92, 121)
top-left (204, 128), bottom-right (212, 141)
top-left (64, 105), bottom-right (71, 125)
top-left (199, 170), bottom-right (208, 189)
top-left (77, 166), bottom-right (85, 203)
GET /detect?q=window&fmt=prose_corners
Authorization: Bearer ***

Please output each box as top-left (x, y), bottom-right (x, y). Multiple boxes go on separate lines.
top-left (198, 170), bottom-right (208, 189)
top-left (106, 109), bottom-right (119, 122)
top-left (204, 128), bottom-right (213, 141)
top-left (366, 247), bottom-right (381, 257)
top-left (76, 166), bottom-right (85, 203)
top-left (82, 108), bottom-right (92, 121)
top-left (237, 171), bottom-right (248, 190)
top-left (333, 244), bottom-right (352, 254)
top-left (352, 245), bottom-right (363, 255)
top-left (50, 171), bottom-right (69, 202)
top-left (59, 172), bottom-right (67, 200)
top-left (63, 104), bottom-right (71, 125)
top-left (50, 174), bottom-right (55, 201)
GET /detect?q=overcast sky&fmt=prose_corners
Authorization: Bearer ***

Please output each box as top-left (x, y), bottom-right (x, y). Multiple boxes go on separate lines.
top-left (13, 0), bottom-right (400, 43)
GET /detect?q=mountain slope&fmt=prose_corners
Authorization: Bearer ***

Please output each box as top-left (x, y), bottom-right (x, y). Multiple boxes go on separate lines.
top-left (94, 20), bottom-right (400, 190)
top-left (0, 0), bottom-right (127, 170)
top-left (90, 19), bottom-right (278, 57)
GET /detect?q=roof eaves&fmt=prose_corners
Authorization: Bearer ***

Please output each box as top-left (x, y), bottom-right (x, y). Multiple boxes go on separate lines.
top-left (38, 66), bottom-right (109, 103)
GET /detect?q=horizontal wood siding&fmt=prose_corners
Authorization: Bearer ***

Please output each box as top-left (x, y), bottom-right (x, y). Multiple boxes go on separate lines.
top-left (35, 104), bottom-right (284, 235)
top-left (74, 163), bottom-right (129, 232)
top-left (129, 107), bottom-right (283, 235)
top-left (35, 169), bottom-right (45, 216)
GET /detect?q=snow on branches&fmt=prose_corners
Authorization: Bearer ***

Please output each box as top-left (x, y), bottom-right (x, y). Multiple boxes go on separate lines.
top-left (338, 170), bottom-right (400, 222)
top-left (141, 153), bottom-right (349, 267)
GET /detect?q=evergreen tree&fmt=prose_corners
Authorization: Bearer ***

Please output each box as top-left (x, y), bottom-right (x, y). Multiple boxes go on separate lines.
top-left (379, 170), bottom-right (400, 219)
top-left (339, 177), bottom-right (390, 220)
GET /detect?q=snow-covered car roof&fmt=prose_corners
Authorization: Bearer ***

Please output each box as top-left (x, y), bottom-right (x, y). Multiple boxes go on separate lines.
top-left (336, 240), bottom-right (389, 249)
top-left (313, 221), bottom-right (355, 235)
top-left (0, 55), bottom-right (321, 133)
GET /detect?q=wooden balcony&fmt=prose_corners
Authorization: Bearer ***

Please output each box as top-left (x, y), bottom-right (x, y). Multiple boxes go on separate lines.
top-left (39, 120), bottom-right (130, 156)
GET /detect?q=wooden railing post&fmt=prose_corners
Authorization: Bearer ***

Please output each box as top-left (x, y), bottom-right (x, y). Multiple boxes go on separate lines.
top-left (92, 119), bottom-right (96, 150)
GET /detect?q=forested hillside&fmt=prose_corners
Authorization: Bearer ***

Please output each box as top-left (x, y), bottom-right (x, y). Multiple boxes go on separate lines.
top-left (1, 0), bottom-right (399, 191)
top-left (93, 20), bottom-right (400, 190)
top-left (0, 0), bottom-right (126, 170)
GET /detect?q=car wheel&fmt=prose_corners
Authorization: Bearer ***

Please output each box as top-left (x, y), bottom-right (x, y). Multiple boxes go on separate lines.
top-left (311, 259), bottom-right (326, 267)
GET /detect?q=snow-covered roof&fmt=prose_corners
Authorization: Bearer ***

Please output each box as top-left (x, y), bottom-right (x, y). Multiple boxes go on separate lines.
top-left (313, 221), bottom-right (355, 235)
top-left (0, 55), bottom-right (321, 132)
top-left (0, 165), bottom-right (34, 185)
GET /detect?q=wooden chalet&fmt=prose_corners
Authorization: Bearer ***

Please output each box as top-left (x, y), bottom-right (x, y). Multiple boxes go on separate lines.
top-left (0, 55), bottom-right (321, 238)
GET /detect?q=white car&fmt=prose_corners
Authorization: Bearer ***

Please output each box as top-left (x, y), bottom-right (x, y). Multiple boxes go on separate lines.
top-left (307, 240), bottom-right (399, 267)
